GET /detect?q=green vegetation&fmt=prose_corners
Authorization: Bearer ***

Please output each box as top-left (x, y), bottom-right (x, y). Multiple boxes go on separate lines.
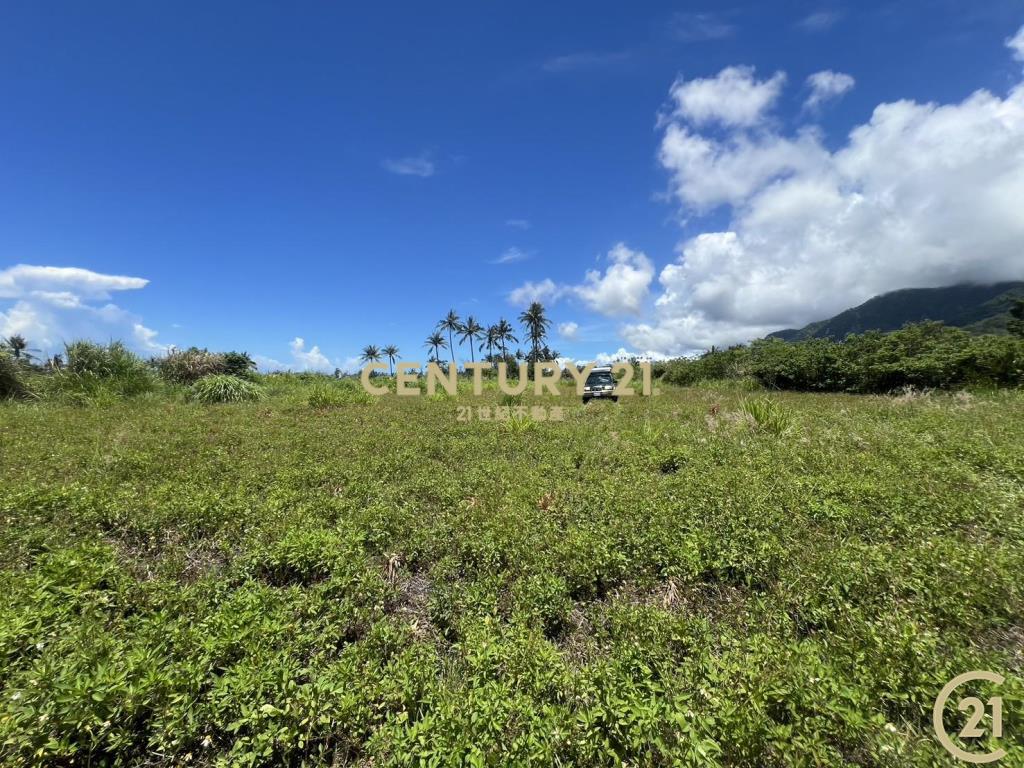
top-left (1, 370), bottom-right (1021, 766)
top-left (0, 350), bottom-right (32, 400)
top-left (188, 374), bottom-right (265, 404)
top-left (1, 308), bottom-right (1022, 765)
top-left (40, 341), bottom-right (157, 405)
top-left (660, 322), bottom-right (1024, 393)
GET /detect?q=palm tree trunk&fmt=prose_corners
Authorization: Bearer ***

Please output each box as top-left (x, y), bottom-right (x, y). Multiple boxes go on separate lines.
top-left (448, 330), bottom-right (455, 368)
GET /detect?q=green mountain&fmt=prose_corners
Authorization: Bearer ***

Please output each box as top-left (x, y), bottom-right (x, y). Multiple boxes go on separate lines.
top-left (769, 281), bottom-right (1024, 341)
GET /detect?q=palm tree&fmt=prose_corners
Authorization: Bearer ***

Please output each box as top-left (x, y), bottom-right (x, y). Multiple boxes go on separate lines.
top-left (457, 316), bottom-right (484, 364)
top-left (3, 334), bottom-right (34, 361)
top-left (518, 302), bottom-right (552, 360)
top-left (437, 310), bottom-right (461, 369)
top-left (424, 332), bottom-right (447, 364)
top-left (383, 345), bottom-right (399, 376)
top-left (360, 345), bottom-right (381, 364)
top-left (481, 324), bottom-right (498, 362)
top-left (494, 318), bottom-right (518, 359)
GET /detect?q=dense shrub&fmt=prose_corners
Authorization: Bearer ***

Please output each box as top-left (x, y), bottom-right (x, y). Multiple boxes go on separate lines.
top-left (154, 347), bottom-right (227, 384)
top-left (65, 340), bottom-right (147, 379)
top-left (0, 350), bottom-right (32, 399)
top-left (662, 324), bottom-right (1024, 393)
top-left (222, 350), bottom-right (257, 378)
top-left (43, 341), bottom-right (156, 402)
top-left (660, 345), bottom-right (751, 386)
top-left (188, 374), bottom-right (264, 403)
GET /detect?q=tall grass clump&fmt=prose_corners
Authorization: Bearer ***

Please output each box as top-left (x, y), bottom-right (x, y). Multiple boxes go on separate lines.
top-left (0, 350), bottom-right (33, 400)
top-left (154, 347), bottom-right (227, 384)
top-left (739, 396), bottom-right (793, 436)
top-left (188, 374), bottom-right (264, 403)
top-left (43, 341), bottom-right (155, 403)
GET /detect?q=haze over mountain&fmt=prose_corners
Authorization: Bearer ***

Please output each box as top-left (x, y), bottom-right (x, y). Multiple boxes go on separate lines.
top-left (768, 282), bottom-right (1024, 341)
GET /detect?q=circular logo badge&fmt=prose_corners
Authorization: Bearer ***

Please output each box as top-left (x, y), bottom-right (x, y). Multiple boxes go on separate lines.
top-left (932, 671), bottom-right (1007, 764)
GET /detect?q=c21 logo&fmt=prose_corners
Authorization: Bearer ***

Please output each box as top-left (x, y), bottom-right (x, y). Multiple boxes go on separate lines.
top-left (932, 671), bottom-right (1007, 764)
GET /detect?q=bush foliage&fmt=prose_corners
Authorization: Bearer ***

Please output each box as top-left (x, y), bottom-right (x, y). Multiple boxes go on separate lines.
top-left (154, 347), bottom-right (228, 384)
top-left (660, 322), bottom-right (1024, 392)
top-left (0, 350), bottom-right (32, 400)
top-left (1, 378), bottom-right (1021, 766)
top-left (40, 341), bottom-right (155, 403)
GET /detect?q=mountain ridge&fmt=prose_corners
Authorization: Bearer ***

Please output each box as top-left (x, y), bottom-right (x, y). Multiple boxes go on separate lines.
top-left (768, 282), bottom-right (1024, 341)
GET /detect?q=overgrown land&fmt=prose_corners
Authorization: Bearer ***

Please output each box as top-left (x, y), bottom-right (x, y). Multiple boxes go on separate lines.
top-left (1, 336), bottom-right (1023, 766)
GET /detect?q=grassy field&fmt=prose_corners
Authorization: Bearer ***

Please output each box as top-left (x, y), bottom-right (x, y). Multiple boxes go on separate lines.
top-left (1, 378), bottom-right (1022, 766)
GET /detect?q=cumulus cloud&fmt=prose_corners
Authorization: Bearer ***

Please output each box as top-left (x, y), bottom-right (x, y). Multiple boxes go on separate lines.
top-left (575, 244), bottom-right (654, 316)
top-left (668, 66), bottom-right (786, 128)
top-left (591, 347), bottom-right (670, 364)
top-left (288, 337), bottom-right (333, 372)
top-left (507, 244), bottom-right (654, 316)
top-left (629, 48), bottom-right (1024, 356)
top-left (659, 124), bottom-right (828, 211)
top-left (508, 278), bottom-right (563, 306)
top-left (804, 70), bottom-right (855, 110)
top-left (382, 153), bottom-right (435, 177)
top-left (558, 321), bottom-right (579, 340)
top-left (0, 264), bottom-right (164, 354)
top-left (1008, 24), bottom-right (1024, 62)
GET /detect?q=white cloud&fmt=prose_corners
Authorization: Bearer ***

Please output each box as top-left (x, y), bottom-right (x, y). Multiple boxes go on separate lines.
top-left (508, 278), bottom-right (563, 306)
top-left (253, 354), bottom-right (286, 372)
top-left (0, 264), bottom-right (148, 300)
top-left (382, 153), bottom-right (435, 177)
top-left (507, 244), bottom-right (654, 316)
top-left (1008, 24), bottom-right (1024, 62)
top-left (574, 244), bottom-right (654, 316)
top-left (0, 264), bottom-right (164, 354)
top-left (805, 70), bottom-right (855, 110)
top-left (505, 218), bottom-right (531, 229)
top-left (288, 337), bottom-right (333, 372)
top-left (668, 12), bottom-right (735, 42)
top-left (659, 124), bottom-right (828, 211)
top-left (631, 46), bottom-right (1024, 356)
top-left (592, 347), bottom-right (670, 364)
top-left (492, 247), bottom-right (530, 265)
top-left (798, 9), bottom-right (843, 32)
top-left (669, 66), bottom-right (786, 128)
top-left (558, 321), bottom-right (579, 340)
top-left (254, 346), bottom-right (357, 375)
top-left (543, 51), bottom-right (630, 73)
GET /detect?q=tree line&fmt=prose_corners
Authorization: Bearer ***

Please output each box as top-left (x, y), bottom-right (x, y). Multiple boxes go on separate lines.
top-left (358, 301), bottom-right (560, 376)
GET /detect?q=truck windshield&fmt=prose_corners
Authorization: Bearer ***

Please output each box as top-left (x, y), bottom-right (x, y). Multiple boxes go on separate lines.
top-left (586, 373), bottom-right (615, 386)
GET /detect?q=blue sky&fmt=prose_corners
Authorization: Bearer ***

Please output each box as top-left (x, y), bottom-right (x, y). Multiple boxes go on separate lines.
top-left (2, 2), bottom-right (1024, 369)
